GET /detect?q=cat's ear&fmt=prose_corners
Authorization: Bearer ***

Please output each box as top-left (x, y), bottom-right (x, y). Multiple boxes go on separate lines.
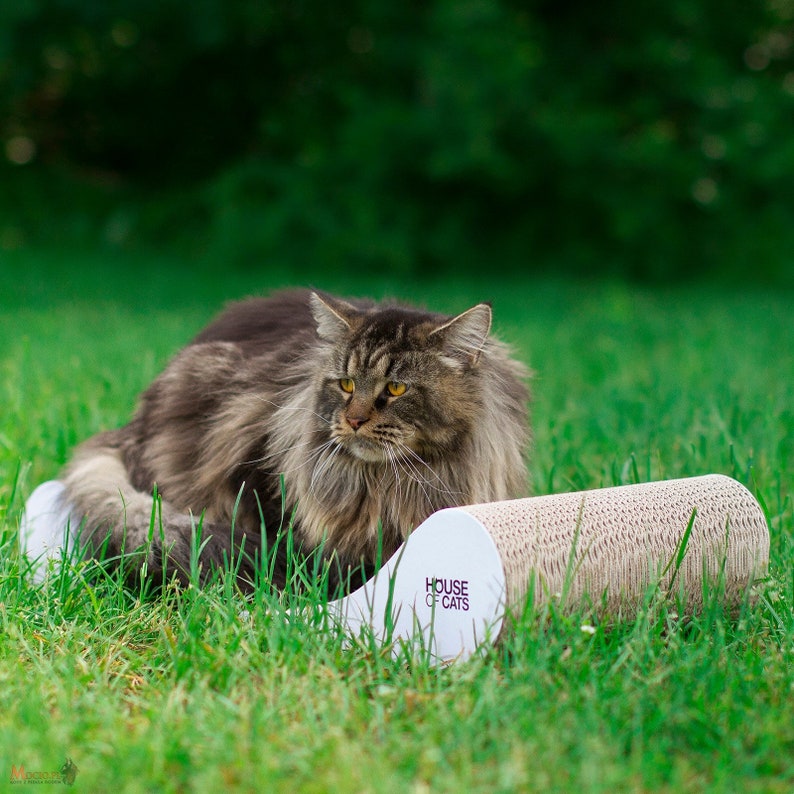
top-left (430, 303), bottom-right (492, 366)
top-left (310, 292), bottom-right (356, 341)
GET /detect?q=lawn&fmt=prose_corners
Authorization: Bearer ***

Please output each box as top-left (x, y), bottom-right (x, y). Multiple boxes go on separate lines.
top-left (1, 248), bottom-right (792, 792)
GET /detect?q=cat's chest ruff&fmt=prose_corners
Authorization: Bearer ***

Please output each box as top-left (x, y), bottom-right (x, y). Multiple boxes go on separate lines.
top-left (294, 458), bottom-right (422, 559)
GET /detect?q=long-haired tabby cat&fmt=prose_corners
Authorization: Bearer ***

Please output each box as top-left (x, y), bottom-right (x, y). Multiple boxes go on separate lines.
top-left (63, 289), bottom-right (530, 593)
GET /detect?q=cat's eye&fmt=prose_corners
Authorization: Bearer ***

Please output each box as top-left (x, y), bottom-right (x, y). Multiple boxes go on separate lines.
top-left (386, 381), bottom-right (407, 397)
top-left (339, 378), bottom-right (355, 394)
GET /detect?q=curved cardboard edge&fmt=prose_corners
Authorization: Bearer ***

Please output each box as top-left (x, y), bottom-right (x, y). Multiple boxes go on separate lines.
top-left (19, 480), bottom-right (73, 583)
top-left (328, 507), bottom-right (507, 663)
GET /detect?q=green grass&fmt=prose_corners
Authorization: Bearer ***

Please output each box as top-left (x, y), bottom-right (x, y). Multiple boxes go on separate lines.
top-left (1, 247), bottom-right (793, 792)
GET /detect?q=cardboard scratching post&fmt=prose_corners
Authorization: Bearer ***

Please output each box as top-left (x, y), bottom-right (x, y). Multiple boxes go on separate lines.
top-left (21, 475), bottom-right (769, 662)
top-left (329, 475), bottom-right (769, 661)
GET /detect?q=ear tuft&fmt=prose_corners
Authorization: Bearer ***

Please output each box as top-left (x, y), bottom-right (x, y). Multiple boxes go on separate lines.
top-left (309, 292), bottom-right (356, 342)
top-left (430, 303), bottom-right (492, 365)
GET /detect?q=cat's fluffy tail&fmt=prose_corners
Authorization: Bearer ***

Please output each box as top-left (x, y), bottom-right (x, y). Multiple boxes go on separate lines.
top-left (61, 432), bottom-right (242, 587)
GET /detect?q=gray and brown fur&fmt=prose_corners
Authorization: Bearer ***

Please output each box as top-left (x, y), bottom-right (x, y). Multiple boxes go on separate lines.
top-left (63, 289), bottom-right (530, 591)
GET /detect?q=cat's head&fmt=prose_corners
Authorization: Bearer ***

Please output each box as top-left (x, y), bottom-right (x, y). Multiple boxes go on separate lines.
top-left (310, 292), bottom-right (492, 464)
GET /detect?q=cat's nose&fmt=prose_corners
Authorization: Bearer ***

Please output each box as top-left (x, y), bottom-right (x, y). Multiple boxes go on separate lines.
top-left (347, 414), bottom-right (369, 431)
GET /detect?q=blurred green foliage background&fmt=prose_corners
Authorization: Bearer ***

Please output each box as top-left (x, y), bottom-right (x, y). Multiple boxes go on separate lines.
top-left (1, 0), bottom-right (793, 282)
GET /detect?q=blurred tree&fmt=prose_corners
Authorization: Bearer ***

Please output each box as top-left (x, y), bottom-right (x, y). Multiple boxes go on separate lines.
top-left (1, 0), bottom-right (792, 281)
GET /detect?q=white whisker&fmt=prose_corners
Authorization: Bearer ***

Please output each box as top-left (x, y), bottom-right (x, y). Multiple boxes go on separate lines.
top-left (240, 437), bottom-right (316, 468)
top-left (251, 395), bottom-right (332, 426)
top-left (309, 439), bottom-right (343, 495)
top-left (381, 441), bottom-right (438, 513)
top-left (384, 444), bottom-right (403, 507)
top-left (393, 441), bottom-right (463, 500)
top-left (244, 435), bottom-right (338, 479)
